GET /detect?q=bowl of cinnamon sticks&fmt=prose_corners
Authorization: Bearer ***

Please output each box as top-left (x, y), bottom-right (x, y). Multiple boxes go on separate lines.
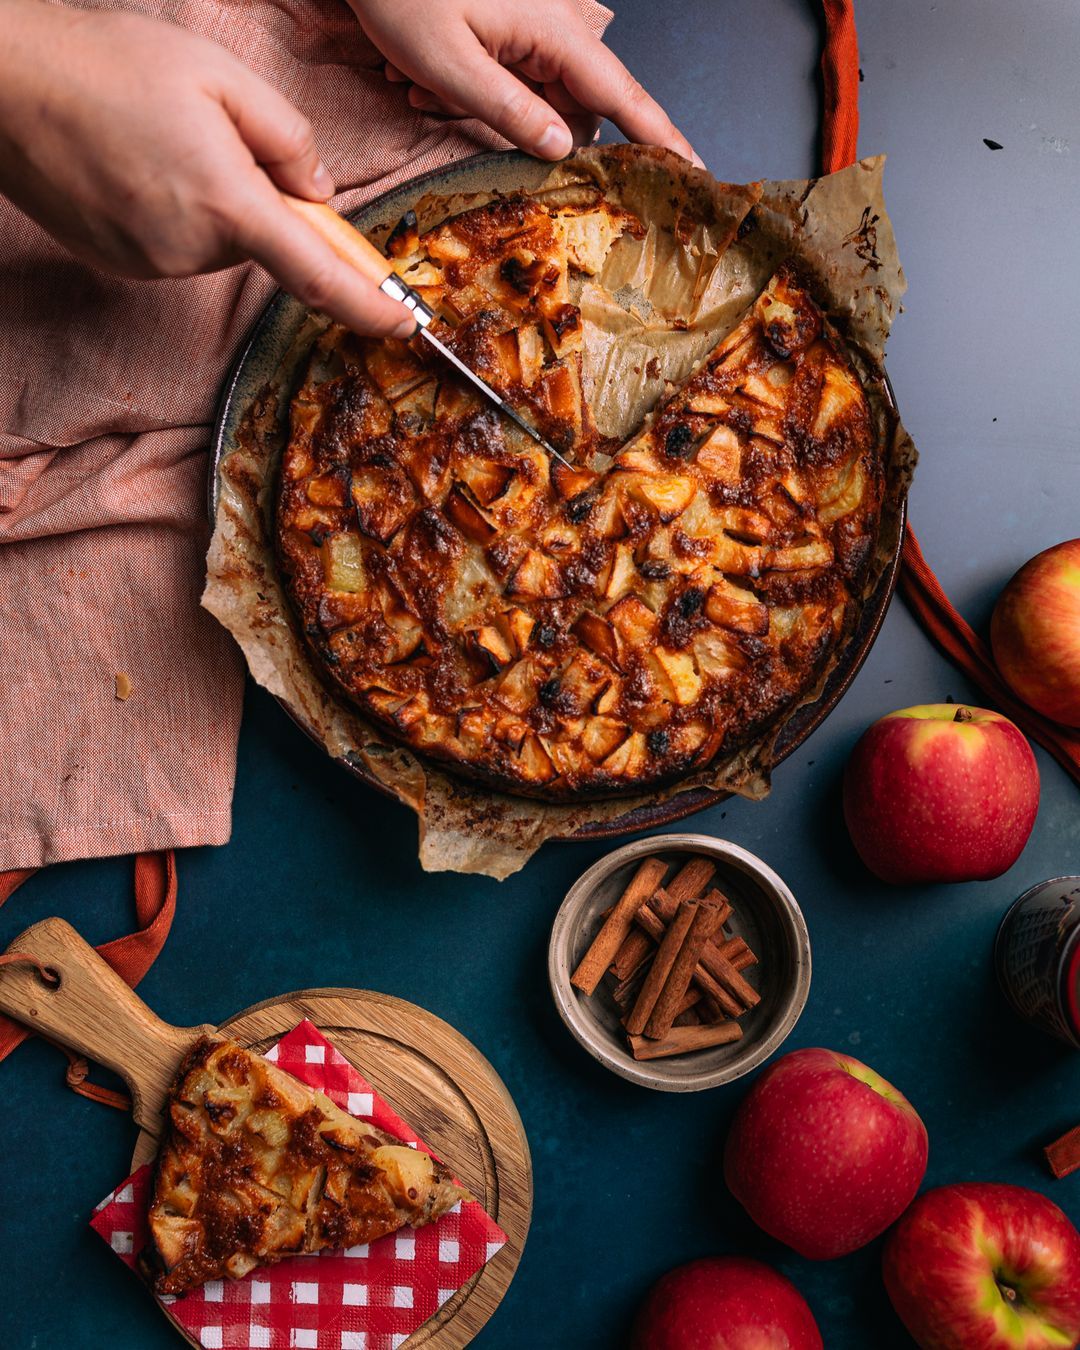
top-left (548, 834), bottom-right (811, 1091)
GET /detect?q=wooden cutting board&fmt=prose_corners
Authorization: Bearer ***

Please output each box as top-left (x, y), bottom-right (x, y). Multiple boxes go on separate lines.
top-left (0, 917), bottom-right (531, 1349)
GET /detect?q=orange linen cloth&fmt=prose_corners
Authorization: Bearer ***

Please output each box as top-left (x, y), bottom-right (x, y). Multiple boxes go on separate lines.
top-left (0, 0), bottom-right (612, 873)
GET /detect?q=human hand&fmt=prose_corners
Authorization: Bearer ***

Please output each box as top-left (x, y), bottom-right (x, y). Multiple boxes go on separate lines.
top-left (0, 1), bottom-right (415, 336)
top-left (347, 0), bottom-right (701, 166)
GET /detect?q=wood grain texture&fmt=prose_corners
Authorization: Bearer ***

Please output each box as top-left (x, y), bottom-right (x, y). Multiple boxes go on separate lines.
top-left (131, 989), bottom-right (531, 1350)
top-left (0, 921), bottom-right (530, 1348)
top-left (0, 917), bottom-right (211, 1134)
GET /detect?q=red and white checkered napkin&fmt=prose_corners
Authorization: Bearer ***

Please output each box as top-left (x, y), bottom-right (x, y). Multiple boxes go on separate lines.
top-left (90, 1020), bottom-right (507, 1350)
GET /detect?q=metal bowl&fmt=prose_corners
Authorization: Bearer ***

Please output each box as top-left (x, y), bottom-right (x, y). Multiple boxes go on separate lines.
top-left (547, 834), bottom-right (811, 1091)
top-left (210, 149), bottom-right (906, 842)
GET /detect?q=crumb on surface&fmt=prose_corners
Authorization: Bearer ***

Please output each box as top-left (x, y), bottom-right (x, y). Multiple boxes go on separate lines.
top-left (115, 672), bottom-right (133, 701)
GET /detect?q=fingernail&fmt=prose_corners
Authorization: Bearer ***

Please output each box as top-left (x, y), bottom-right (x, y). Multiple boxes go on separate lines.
top-left (536, 121), bottom-right (573, 160)
top-left (393, 316), bottom-right (418, 340)
top-left (313, 160), bottom-right (335, 197)
top-left (691, 150), bottom-right (707, 170)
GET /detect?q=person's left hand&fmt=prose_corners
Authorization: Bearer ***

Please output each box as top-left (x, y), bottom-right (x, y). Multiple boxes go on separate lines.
top-left (347, 0), bottom-right (702, 166)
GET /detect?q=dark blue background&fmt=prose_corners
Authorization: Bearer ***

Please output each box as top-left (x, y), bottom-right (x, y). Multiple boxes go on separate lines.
top-left (3, 0), bottom-right (1080, 1345)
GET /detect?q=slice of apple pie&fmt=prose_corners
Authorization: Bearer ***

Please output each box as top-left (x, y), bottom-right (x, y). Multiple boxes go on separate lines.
top-left (276, 182), bottom-right (885, 799)
top-left (143, 1036), bottom-right (467, 1295)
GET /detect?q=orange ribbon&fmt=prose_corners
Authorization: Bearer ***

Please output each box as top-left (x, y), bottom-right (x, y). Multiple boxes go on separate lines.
top-left (0, 851), bottom-right (176, 1107)
top-left (821, 0), bottom-right (861, 175)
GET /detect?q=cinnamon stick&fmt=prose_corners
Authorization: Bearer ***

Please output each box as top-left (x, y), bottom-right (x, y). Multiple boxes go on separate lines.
top-left (652, 885), bottom-right (732, 929)
top-left (614, 903), bottom-right (745, 999)
top-left (621, 961), bottom-right (702, 1015)
top-left (1046, 1125), bottom-right (1080, 1180)
top-left (571, 856), bottom-right (669, 995)
top-left (609, 935), bottom-right (654, 985)
top-left (694, 967), bottom-right (743, 1019)
top-left (701, 947), bottom-right (760, 1010)
top-left (634, 904), bottom-right (743, 1018)
top-left (612, 945), bottom-right (653, 999)
top-left (628, 1020), bottom-right (743, 1060)
top-left (609, 857), bottom-right (718, 980)
top-left (649, 898), bottom-right (761, 1010)
top-left (665, 856), bottom-right (718, 899)
top-left (606, 970), bottom-right (638, 1011)
top-left (710, 936), bottom-right (755, 971)
top-left (625, 898), bottom-right (697, 1037)
top-left (631, 880), bottom-right (734, 966)
top-left (644, 901), bottom-right (725, 1040)
top-left (674, 1004), bottom-right (703, 1027)
top-left (676, 986), bottom-right (702, 1015)
top-left (613, 964), bottom-right (648, 1007)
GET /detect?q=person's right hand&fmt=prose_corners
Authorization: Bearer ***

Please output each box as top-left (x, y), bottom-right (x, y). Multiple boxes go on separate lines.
top-left (0, 0), bottom-right (416, 337)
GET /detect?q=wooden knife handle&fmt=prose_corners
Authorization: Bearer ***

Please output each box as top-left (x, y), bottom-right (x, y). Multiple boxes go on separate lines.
top-left (0, 916), bottom-right (212, 1136)
top-left (282, 193), bottom-right (395, 287)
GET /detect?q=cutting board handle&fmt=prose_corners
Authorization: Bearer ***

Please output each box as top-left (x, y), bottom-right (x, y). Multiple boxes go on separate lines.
top-left (0, 916), bottom-right (212, 1135)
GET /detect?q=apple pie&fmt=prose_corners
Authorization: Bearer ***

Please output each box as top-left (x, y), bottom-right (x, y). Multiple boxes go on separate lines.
top-left (275, 189), bottom-right (884, 799)
top-left (143, 1036), bottom-right (467, 1295)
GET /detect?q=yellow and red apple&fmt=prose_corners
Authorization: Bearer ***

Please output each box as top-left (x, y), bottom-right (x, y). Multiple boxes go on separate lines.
top-left (842, 704), bottom-right (1039, 884)
top-left (883, 1182), bottom-right (1080, 1350)
top-left (631, 1256), bottom-right (823, 1350)
top-left (991, 538), bottom-right (1080, 727)
top-left (723, 1047), bottom-right (928, 1260)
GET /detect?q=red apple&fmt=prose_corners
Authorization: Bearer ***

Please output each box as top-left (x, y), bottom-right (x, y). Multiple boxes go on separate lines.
top-left (724, 1047), bottom-right (928, 1260)
top-left (991, 539), bottom-right (1080, 727)
top-left (631, 1256), bottom-right (822, 1350)
top-left (883, 1182), bottom-right (1080, 1350)
top-left (842, 703), bottom-right (1039, 884)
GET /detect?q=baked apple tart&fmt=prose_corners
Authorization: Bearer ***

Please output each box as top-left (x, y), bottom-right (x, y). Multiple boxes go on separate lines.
top-left (144, 1036), bottom-right (466, 1295)
top-left (275, 191), bottom-right (884, 799)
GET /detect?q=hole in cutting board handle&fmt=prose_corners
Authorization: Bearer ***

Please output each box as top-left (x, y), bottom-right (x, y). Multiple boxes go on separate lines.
top-left (0, 951), bottom-right (62, 988)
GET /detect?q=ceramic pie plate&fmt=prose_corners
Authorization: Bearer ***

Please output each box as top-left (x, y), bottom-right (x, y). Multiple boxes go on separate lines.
top-left (209, 148), bottom-right (906, 842)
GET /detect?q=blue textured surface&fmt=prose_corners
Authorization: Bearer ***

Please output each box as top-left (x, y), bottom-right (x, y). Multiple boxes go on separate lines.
top-left (3, 1), bottom-right (1080, 1346)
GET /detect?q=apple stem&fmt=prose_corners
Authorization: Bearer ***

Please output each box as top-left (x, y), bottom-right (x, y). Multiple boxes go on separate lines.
top-left (953, 706), bottom-right (973, 723)
top-left (997, 1280), bottom-right (1019, 1304)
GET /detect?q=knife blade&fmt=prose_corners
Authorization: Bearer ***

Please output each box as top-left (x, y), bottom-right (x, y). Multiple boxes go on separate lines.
top-left (284, 195), bottom-right (574, 470)
top-left (414, 321), bottom-right (574, 470)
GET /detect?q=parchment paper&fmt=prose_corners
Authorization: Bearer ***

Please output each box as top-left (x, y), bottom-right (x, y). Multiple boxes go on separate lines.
top-left (203, 147), bottom-right (915, 879)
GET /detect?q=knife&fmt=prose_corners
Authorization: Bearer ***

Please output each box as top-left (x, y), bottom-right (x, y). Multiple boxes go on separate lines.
top-left (283, 194), bottom-right (574, 470)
